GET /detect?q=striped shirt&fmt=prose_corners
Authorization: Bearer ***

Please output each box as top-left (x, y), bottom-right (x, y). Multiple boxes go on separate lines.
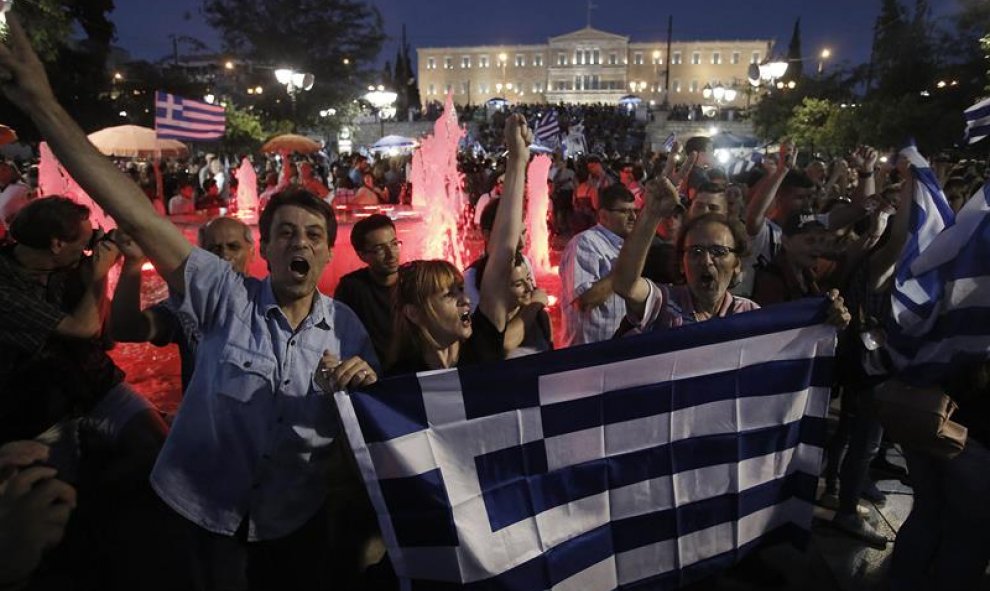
top-left (559, 224), bottom-right (626, 347)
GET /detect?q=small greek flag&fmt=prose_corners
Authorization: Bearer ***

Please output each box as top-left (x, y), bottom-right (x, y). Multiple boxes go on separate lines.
top-left (963, 97), bottom-right (990, 145)
top-left (534, 110), bottom-right (561, 148)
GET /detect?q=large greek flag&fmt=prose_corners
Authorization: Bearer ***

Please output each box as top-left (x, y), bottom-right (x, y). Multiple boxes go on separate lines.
top-left (887, 146), bottom-right (990, 383)
top-left (335, 298), bottom-right (836, 589)
top-left (963, 97), bottom-right (990, 145)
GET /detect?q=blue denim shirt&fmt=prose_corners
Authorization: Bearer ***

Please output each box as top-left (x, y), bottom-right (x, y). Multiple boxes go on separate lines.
top-left (150, 248), bottom-right (378, 541)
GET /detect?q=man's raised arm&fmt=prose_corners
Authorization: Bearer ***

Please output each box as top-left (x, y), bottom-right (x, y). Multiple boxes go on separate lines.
top-left (0, 16), bottom-right (192, 294)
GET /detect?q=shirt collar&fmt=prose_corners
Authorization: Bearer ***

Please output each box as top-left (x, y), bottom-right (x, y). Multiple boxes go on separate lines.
top-left (593, 224), bottom-right (625, 249)
top-left (260, 277), bottom-right (333, 331)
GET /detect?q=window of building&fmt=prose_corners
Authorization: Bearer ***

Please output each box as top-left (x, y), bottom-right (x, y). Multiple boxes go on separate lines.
top-left (533, 54), bottom-right (543, 67)
top-left (634, 52), bottom-right (644, 65)
top-left (593, 49), bottom-right (600, 65)
top-left (461, 56), bottom-right (471, 69)
top-left (443, 56), bottom-right (452, 69)
top-left (672, 51), bottom-right (682, 65)
top-left (460, 81), bottom-right (468, 95)
top-left (609, 52), bottom-right (617, 65)
top-left (426, 57), bottom-right (436, 70)
top-left (592, 75), bottom-right (600, 90)
top-left (428, 83), bottom-right (435, 95)
top-left (515, 54), bottom-right (525, 67)
top-left (557, 52), bottom-right (567, 66)
top-left (691, 52), bottom-right (700, 65)
top-left (445, 83), bottom-right (452, 94)
top-left (672, 80), bottom-right (681, 93)
top-left (480, 55), bottom-right (489, 68)
top-left (731, 51), bottom-right (740, 65)
top-left (751, 51), bottom-right (761, 64)
top-left (689, 79), bottom-right (698, 93)
top-left (652, 52), bottom-right (663, 65)
top-left (555, 80), bottom-right (566, 91)
top-left (480, 82), bottom-right (489, 93)
top-left (712, 52), bottom-right (721, 65)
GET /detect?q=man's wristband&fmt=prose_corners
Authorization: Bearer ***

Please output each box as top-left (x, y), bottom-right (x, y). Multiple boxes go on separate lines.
top-left (858, 171), bottom-right (874, 179)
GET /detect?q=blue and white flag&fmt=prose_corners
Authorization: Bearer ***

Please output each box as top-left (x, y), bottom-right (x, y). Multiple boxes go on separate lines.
top-left (534, 110), bottom-right (561, 149)
top-left (154, 91), bottom-right (226, 141)
top-left (335, 298), bottom-right (836, 589)
top-left (963, 97), bottom-right (990, 145)
top-left (886, 146), bottom-right (990, 383)
top-left (727, 151), bottom-right (763, 177)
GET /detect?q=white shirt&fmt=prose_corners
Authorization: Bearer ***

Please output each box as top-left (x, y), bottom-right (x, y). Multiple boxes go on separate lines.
top-left (732, 219), bottom-right (782, 298)
top-left (559, 224), bottom-right (626, 346)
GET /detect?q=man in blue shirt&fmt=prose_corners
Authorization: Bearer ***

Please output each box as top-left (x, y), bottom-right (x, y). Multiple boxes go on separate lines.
top-left (0, 18), bottom-right (378, 589)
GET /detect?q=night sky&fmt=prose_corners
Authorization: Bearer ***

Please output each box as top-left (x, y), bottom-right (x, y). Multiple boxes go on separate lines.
top-left (112, 0), bottom-right (959, 71)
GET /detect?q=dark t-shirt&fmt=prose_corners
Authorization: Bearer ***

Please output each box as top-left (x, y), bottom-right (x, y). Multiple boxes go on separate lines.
top-left (386, 309), bottom-right (505, 376)
top-left (334, 268), bottom-right (395, 363)
top-left (149, 302), bottom-right (198, 392)
top-left (0, 245), bottom-right (124, 441)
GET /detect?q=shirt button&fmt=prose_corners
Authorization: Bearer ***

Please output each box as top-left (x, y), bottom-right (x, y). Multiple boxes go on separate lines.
top-left (283, 379), bottom-right (291, 385)
top-left (243, 361), bottom-right (252, 368)
top-left (289, 340), bottom-right (296, 346)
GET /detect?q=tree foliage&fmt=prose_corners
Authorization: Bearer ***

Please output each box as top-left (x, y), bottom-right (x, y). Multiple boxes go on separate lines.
top-left (203, 0), bottom-right (386, 122)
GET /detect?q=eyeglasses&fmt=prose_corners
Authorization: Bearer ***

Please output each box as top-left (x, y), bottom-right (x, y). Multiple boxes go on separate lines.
top-left (362, 239), bottom-right (402, 257)
top-left (605, 207), bottom-right (639, 217)
top-left (683, 244), bottom-right (738, 259)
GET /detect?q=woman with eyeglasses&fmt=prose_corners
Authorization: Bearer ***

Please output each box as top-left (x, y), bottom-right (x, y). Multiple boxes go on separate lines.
top-left (386, 114), bottom-right (533, 374)
top-left (612, 178), bottom-right (851, 332)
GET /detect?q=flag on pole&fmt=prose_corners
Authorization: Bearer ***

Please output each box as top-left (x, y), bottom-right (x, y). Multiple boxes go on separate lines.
top-left (335, 298), bottom-right (837, 589)
top-left (963, 97), bottom-right (990, 145)
top-left (534, 110), bottom-right (561, 149)
top-left (886, 145), bottom-right (990, 383)
top-left (154, 91), bottom-right (226, 141)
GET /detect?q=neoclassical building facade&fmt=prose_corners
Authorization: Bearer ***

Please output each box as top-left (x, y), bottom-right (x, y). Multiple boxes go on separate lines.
top-left (417, 27), bottom-right (772, 107)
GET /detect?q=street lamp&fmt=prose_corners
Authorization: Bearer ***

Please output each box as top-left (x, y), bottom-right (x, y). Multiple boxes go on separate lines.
top-left (274, 68), bottom-right (315, 94)
top-left (365, 84), bottom-right (397, 139)
top-left (818, 48), bottom-right (831, 76)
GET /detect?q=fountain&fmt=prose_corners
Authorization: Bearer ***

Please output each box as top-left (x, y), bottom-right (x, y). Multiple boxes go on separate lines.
top-left (524, 155), bottom-right (553, 275)
top-left (409, 92), bottom-right (467, 269)
top-left (38, 142), bottom-right (116, 231)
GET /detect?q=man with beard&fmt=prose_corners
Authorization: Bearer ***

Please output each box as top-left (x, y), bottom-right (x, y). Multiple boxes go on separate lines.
top-left (334, 214), bottom-right (401, 363)
top-left (560, 183), bottom-right (638, 346)
top-left (0, 18), bottom-right (378, 588)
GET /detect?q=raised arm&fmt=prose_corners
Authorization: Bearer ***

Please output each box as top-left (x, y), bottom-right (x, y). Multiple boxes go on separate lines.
top-left (478, 113), bottom-right (531, 332)
top-left (745, 142), bottom-right (793, 236)
top-left (109, 232), bottom-right (170, 343)
top-left (612, 178), bottom-right (679, 319)
top-left (0, 17), bottom-right (192, 294)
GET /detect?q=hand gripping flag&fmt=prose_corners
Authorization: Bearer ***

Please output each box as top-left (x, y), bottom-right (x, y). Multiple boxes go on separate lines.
top-left (154, 91), bottom-right (226, 141)
top-left (887, 145), bottom-right (990, 384)
top-left (335, 298), bottom-right (837, 590)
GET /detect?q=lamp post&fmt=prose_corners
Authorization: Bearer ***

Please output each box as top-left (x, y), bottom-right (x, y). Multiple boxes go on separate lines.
top-left (364, 85), bottom-right (397, 139)
top-left (274, 68), bottom-right (314, 118)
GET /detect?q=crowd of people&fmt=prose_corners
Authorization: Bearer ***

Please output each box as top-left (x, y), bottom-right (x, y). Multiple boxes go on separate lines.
top-left (1, 13), bottom-right (989, 591)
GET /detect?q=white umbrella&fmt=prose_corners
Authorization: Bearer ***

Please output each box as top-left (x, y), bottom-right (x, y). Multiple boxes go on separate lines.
top-left (87, 125), bottom-right (188, 158)
top-left (370, 135), bottom-right (418, 154)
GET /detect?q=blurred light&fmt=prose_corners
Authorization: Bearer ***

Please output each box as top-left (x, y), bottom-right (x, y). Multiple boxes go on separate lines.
top-left (879, 156), bottom-right (889, 164)
top-left (254, 86), bottom-right (263, 94)
top-left (247, 88), bottom-right (254, 94)
top-left (652, 50), bottom-right (661, 59)
top-left (708, 126), bottom-right (719, 136)
top-left (547, 294), bottom-right (559, 308)
top-left (787, 80), bottom-right (797, 89)
top-left (342, 58), bottom-right (350, 65)
top-left (274, 68), bottom-right (293, 85)
top-left (920, 90), bottom-right (931, 97)
top-left (224, 60), bottom-right (234, 70)
top-left (715, 149), bottom-right (731, 164)
top-left (820, 48), bottom-right (831, 59)
top-left (204, 93), bottom-right (216, 104)
top-left (936, 80), bottom-right (947, 88)
top-left (724, 88), bottom-right (737, 102)
top-left (141, 262), bottom-right (155, 272)
top-left (113, 72), bottom-right (123, 81)
top-left (498, 52), bottom-right (507, 63)
top-left (118, 110), bottom-right (127, 117)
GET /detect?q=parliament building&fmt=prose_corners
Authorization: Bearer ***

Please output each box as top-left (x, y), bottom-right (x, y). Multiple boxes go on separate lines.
top-left (416, 27), bottom-right (771, 107)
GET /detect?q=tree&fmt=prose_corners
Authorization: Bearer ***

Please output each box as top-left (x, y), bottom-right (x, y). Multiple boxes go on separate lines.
top-left (203, 0), bottom-right (386, 122)
top-left (784, 18), bottom-right (803, 82)
top-left (2, 0), bottom-right (117, 139)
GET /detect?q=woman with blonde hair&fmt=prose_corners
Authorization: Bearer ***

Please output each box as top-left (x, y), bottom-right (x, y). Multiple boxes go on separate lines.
top-left (386, 114), bottom-right (532, 374)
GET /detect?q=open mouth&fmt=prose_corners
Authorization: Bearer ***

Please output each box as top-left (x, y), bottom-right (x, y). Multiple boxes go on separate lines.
top-left (289, 257), bottom-right (310, 279)
top-left (698, 272), bottom-right (716, 289)
top-left (459, 311), bottom-right (472, 326)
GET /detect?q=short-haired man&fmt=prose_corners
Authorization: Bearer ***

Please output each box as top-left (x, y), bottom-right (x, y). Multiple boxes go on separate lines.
top-left (167, 178), bottom-right (196, 216)
top-left (0, 22), bottom-right (378, 587)
top-left (334, 214), bottom-right (400, 362)
top-left (0, 196), bottom-right (167, 513)
top-left (560, 183), bottom-right (638, 346)
top-left (111, 216), bottom-right (255, 392)
top-left (687, 181), bottom-right (728, 220)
